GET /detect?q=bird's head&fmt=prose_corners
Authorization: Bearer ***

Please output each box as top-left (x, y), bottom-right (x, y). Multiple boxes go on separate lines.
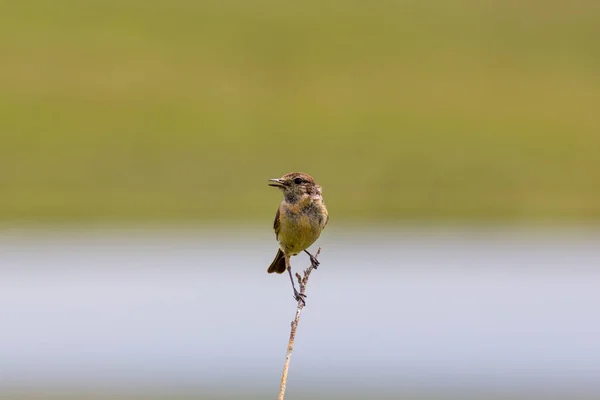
top-left (268, 172), bottom-right (320, 201)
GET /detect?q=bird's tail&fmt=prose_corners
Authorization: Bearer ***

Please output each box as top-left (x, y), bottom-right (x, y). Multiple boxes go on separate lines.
top-left (267, 249), bottom-right (286, 274)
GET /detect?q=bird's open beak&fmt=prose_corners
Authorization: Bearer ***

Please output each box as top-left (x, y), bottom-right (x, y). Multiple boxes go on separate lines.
top-left (268, 178), bottom-right (286, 188)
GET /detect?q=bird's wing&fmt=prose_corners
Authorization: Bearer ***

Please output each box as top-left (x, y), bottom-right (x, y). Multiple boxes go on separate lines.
top-left (273, 206), bottom-right (281, 240)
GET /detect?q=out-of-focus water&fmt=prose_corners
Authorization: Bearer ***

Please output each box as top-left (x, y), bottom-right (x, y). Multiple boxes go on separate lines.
top-left (1, 227), bottom-right (599, 396)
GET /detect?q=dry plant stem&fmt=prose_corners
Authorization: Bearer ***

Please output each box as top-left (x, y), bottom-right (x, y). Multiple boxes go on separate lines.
top-left (277, 247), bottom-right (322, 400)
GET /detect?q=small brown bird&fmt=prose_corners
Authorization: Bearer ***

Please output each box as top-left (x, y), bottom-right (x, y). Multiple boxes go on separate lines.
top-left (268, 172), bottom-right (328, 302)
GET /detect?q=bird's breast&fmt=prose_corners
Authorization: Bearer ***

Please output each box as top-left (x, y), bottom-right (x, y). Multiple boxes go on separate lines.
top-left (278, 204), bottom-right (325, 255)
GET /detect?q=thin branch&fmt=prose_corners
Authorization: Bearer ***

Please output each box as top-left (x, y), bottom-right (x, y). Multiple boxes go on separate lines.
top-left (277, 247), bottom-right (322, 400)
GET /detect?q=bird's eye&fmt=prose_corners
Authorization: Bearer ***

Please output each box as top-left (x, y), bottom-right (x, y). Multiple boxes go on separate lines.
top-left (294, 178), bottom-right (303, 184)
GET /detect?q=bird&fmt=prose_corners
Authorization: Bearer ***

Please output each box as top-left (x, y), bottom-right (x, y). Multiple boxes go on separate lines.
top-left (267, 172), bottom-right (328, 302)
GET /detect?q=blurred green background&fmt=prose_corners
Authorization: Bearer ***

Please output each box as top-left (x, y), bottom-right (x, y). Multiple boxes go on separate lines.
top-left (1, 0), bottom-right (599, 223)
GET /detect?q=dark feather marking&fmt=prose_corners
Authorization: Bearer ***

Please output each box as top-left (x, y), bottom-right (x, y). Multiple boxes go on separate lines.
top-left (273, 207), bottom-right (280, 240)
top-left (267, 248), bottom-right (286, 274)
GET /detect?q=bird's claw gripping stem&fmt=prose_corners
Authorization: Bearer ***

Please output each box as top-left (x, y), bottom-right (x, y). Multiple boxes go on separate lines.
top-left (293, 289), bottom-right (307, 305)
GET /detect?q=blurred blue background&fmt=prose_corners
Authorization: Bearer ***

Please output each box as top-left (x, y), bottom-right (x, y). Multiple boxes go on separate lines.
top-left (2, 228), bottom-right (599, 399)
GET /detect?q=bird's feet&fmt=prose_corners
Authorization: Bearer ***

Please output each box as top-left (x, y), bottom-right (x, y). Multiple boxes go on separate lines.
top-left (304, 250), bottom-right (320, 269)
top-left (293, 288), bottom-right (307, 305)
